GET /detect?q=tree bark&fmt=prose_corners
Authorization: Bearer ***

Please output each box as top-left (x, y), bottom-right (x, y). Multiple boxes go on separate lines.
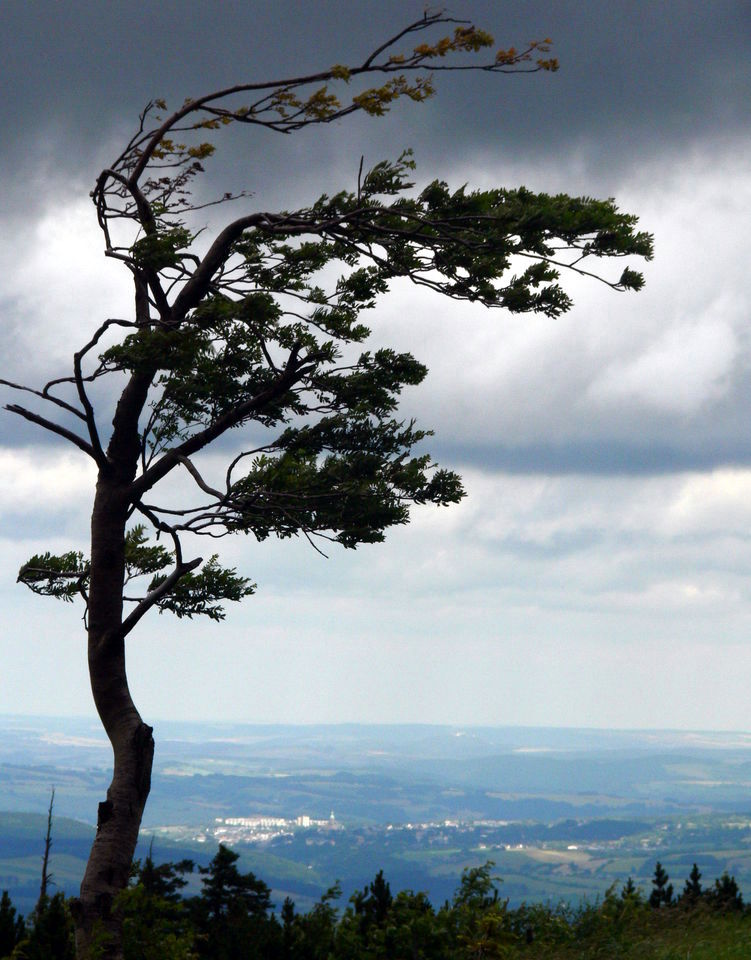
top-left (71, 477), bottom-right (153, 960)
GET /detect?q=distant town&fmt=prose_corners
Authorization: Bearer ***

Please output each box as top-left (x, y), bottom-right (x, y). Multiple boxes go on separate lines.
top-left (151, 813), bottom-right (555, 848)
top-left (207, 811), bottom-right (341, 844)
top-left (149, 812), bottom-right (669, 856)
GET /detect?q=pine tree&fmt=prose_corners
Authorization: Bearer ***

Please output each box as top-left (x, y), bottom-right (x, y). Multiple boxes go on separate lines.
top-left (137, 846), bottom-right (194, 902)
top-left (621, 876), bottom-right (639, 901)
top-left (682, 863), bottom-right (703, 904)
top-left (119, 855), bottom-right (197, 960)
top-left (196, 845), bottom-right (271, 923)
top-left (189, 845), bottom-right (275, 960)
top-left (352, 869), bottom-right (393, 936)
top-left (710, 872), bottom-right (743, 911)
top-left (649, 861), bottom-right (674, 908)
top-left (22, 892), bottom-right (76, 960)
top-left (38, 789), bottom-right (55, 906)
top-left (280, 897), bottom-right (296, 960)
top-left (0, 890), bottom-right (25, 958)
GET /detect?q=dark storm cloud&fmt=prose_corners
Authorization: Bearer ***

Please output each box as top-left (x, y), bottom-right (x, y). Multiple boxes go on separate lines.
top-left (3, 0), bottom-right (749, 191)
top-left (436, 437), bottom-right (751, 476)
top-left (2, 0), bottom-right (749, 475)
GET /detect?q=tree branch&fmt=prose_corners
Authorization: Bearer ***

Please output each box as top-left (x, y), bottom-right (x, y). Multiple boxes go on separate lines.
top-left (73, 353), bottom-right (106, 468)
top-left (175, 455), bottom-right (226, 501)
top-left (120, 555), bottom-right (202, 639)
top-left (169, 213), bottom-right (267, 321)
top-left (4, 404), bottom-right (97, 459)
top-left (0, 378), bottom-right (86, 421)
top-left (130, 345), bottom-right (312, 499)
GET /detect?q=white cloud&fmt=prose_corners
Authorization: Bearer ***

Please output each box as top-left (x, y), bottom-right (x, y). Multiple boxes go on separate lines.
top-left (661, 468), bottom-right (751, 536)
top-left (587, 312), bottom-right (737, 415)
top-left (0, 194), bottom-right (131, 385)
top-left (366, 140), bottom-right (751, 453)
top-left (0, 447), bottom-right (94, 514)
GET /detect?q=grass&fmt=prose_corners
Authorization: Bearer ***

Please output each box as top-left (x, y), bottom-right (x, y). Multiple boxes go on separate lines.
top-left (515, 905), bottom-right (751, 960)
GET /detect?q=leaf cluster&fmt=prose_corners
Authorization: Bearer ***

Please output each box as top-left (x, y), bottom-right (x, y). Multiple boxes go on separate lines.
top-left (148, 557), bottom-right (254, 621)
top-left (17, 527), bottom-right (252, 624)
top-left (17, 552), bottom-right (89, 602)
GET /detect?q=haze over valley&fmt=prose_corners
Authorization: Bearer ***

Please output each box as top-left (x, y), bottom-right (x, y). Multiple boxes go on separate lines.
top-left (4, 717), bottom-right (751, 915)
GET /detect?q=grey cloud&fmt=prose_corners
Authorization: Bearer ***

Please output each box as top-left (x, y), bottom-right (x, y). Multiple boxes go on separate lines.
top-left (432, 437), bottom-right (751, 476)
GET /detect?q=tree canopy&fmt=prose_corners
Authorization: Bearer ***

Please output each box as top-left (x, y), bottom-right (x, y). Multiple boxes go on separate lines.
top-left (8, 15), bottom-right (651, 631)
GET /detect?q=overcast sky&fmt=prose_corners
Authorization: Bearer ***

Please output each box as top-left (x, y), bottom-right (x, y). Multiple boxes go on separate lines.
top-left (2, 0), bottom-right (751, 731)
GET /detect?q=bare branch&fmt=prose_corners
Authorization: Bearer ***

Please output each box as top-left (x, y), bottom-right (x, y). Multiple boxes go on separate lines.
top-left (5, 404), bottom-right (96, 459)
top-left (301, 527), bottom-right (330, 559)
top-left (0, 378), bottom-right (86, 421)
top-left (175, 454), bottom-right (226, 500)
top-left (73, 352), bottom-right (106, 468)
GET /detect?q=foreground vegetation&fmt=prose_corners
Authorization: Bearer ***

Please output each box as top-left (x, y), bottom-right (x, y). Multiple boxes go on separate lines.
top-left (2, 847), bottom-right (750, 959)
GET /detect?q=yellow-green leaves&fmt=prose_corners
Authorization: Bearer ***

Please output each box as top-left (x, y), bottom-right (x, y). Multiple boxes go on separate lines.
top-left (496, 38), bottom-right (559, 71)
top-left (413, 24), bottom-right (494, 59)
top-left (269, 85), bottom-right (343, 120)
top-left (353, 76), bottom-right (435, 116)
top-left (302, 86), bottom-right (342, 120)
top-left (330, 64), bottom-right (351, 81)
top-left (186, 142), bottom-right (216, 159)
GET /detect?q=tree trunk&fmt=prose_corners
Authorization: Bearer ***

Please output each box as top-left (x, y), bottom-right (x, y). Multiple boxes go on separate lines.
top-left (71, 478), bottom-right (153, 960)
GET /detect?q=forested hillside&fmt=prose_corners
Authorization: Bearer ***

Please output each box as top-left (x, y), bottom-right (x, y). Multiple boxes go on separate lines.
top-left (2, 850), bottom-right (750, 959)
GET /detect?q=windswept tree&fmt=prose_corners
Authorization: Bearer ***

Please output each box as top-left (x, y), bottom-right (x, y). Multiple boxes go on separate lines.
top-left (1, 12), bottom-right (652, 958)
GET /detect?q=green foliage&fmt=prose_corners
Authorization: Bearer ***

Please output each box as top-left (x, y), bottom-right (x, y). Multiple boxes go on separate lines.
top-left (194, 845), bottom-right (272, 922)
top-left (187, 845), bottom-right (274, 960)
top-left (649, 861), bottom-right (674, 909)
top-left (16, 21), bottom-right (652, 628)
top-left (11, 893), bottom-right (75, 960)
top-left (621, 876), bottom-right (641, 902)
top-left (119, 855), bottom-right (197, 960)
top-left (19, 529), bottom-right (253, 623)
top-left (227, 433), bottom-right (463, 549)
top-left (3, 14), bottom-right (659, 957)
top-left (148, 557), bottom-right (254, 621)
top-left (125, 526), bottom-right (173, 579)
top-left (16, 552), bottom-right (89, 602)
top-left (5, 856), bottom-right (751, 960)
top-left (121, 885), bottom-right (197, 960)
top-left (101, 326), bottom-right (208, 379)
top-left (131, 226), bottom-right (194, 271)
top-left (710, 872), bottom-right (744, 912)
top-left (0, 890), bottom-right (25, 958)
top-left (682, 863), bottom-right (703, 904)
top-left (445, 863), bottom-right (515, 960)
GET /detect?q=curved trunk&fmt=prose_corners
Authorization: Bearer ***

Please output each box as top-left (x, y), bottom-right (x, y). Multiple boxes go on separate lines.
top-left (71, 478), bottom-right (154, 960)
